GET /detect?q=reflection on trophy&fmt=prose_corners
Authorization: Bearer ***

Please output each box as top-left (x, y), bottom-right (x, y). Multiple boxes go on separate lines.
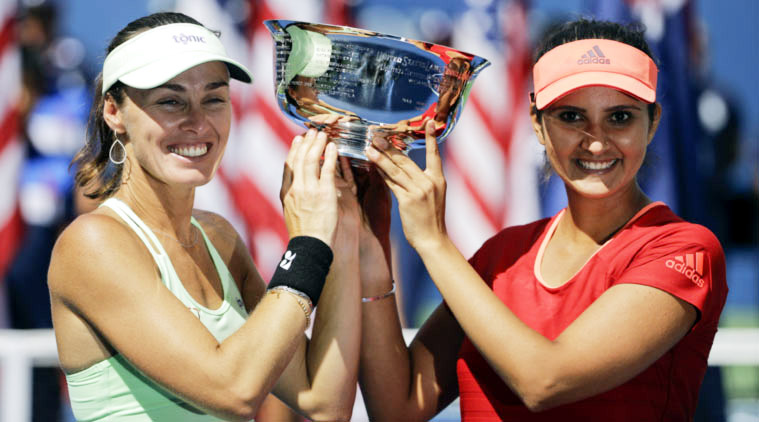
top-left (265, 20), bottom-right (490, 165)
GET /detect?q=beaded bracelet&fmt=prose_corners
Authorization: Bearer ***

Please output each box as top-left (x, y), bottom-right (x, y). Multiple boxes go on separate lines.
top-left (268, 285), bottom-right (313, 327)
top-left (361, 282), bottom-right (396, 303)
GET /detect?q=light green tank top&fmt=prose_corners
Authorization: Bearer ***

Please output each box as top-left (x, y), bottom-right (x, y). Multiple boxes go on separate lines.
top-left (65, 198), bottom-right (250, 421)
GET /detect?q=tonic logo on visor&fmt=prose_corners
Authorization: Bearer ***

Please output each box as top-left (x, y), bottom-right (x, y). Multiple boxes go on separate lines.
top-left (101, 23), bottom-right (253, 94)
top-left (578, 45), bottom-right (610, 65)
top-left (173, 33), bottom-right (206, 45)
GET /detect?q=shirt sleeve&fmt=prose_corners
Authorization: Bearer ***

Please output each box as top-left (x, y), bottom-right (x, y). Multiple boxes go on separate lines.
top-left (612, 224), bottom-right (726, 316)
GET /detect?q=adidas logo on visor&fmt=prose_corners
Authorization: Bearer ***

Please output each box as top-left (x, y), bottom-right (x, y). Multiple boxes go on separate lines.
top-left (577, 45), bottom-right (611, 65)
top-left (665, 252), bottom-right (705, 288)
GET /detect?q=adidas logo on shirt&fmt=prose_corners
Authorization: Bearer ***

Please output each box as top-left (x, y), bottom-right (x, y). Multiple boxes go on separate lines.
top-left (665, 252), bottom-right (705, 287)
top-left (577, 45), bottom-right (611, 65)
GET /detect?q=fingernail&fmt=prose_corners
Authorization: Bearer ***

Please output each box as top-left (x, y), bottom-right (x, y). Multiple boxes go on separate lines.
top-left (318, 131), bottom-right (328, 140)
top-left (292, 136), bottom-right (303, 144)
top-left (326, 142), bottom-right (335, 152)
top-left (365, 146), bottom-right (377, 158)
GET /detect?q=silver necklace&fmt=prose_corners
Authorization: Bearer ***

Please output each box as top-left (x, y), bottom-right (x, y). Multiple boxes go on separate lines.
top-left (152, 225), bottom-right (200, 248)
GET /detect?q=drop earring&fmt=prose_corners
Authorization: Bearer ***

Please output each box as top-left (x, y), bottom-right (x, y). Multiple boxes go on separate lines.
top-left (109, 135), bottom-right (126, 165)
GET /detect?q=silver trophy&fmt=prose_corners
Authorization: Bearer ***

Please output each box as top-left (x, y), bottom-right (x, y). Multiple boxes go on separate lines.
top-left (264, 20), bottom-right (490, 165)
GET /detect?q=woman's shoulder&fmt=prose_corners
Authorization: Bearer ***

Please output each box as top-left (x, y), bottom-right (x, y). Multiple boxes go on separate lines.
top-left (48, 209), bottom-right (156, 296)
top-left (191, 209), bottom-right (244, 252)
top-left (609, 205), bottom-right (726, 291)
top-left (630, 204), bottom-right (723, 255)
top-left (192, 209), bottom-right (239, 236)
top-left (190, 209), bottom-right (257, 288)
top-left (54, 209), bottom-right (142, 257)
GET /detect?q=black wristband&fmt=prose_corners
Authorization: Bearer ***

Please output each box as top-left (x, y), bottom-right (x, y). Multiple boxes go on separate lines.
top-left (268, 236), bottom-right (333, 306)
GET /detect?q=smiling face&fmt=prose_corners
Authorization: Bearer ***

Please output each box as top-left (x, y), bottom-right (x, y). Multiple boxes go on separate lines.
top-left (105, 61), bottom-right (232, 189)
top-left (532, 86), bottom-right (660, 200)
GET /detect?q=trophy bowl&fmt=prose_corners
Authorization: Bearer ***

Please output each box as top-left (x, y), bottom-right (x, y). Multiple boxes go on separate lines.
top-left (264, 20), bottom-right (490, 165)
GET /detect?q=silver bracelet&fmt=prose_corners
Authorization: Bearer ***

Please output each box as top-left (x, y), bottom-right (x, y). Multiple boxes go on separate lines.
top-left (267, 285), bottom-right (314, 326)
top-left (361, 282), bottom-right (396, 303)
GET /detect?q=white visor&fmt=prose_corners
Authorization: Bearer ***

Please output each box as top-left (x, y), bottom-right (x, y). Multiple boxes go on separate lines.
top-left (102, 23), bottom-right (253, 94)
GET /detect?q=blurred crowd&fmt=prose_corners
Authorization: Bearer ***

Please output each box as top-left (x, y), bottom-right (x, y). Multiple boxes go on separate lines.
top-left (5, 3), bottom-right (95, 420)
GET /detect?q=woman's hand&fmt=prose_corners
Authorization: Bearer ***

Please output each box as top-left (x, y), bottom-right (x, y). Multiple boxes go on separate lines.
top-left (365, 120), bottom-right (448, 252)
top-left (280, 127), bottom-right (339, 247)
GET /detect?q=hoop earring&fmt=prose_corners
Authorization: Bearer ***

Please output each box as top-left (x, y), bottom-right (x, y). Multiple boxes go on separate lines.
top-left (109, 135), bottom-right (126, 165)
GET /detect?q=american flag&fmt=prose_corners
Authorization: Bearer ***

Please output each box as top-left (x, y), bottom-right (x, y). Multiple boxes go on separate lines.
top-left (175, 0), bottom-right (352, 280)
top-left (444, 0), bottom-right (541, 259)
top-left (0, 0), bottom-right (25, 323)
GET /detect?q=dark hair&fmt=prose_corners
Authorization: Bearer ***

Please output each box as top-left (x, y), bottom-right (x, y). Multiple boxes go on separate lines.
top-left (72, 12), bottom-right (206, 199)
top-left (533, 18), bottom-right (658, 122)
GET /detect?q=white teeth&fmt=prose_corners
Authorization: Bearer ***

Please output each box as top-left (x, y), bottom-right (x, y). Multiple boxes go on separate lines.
top-left (578, 159), bottom-right (616, 170)
top-left (169, 144), bottom-right (208, 157)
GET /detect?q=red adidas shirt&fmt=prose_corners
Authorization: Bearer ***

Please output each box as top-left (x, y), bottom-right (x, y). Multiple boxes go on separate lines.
top-left (458, 202), bottom-right (727, 421)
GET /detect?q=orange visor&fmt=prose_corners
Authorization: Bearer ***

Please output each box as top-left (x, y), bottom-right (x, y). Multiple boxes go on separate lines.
top-left (532, 39), bottom-right (658, 110)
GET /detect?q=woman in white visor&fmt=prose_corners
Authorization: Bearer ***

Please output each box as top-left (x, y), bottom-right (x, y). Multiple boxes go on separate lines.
top-left (48, 12), bottom-right (361, 421)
